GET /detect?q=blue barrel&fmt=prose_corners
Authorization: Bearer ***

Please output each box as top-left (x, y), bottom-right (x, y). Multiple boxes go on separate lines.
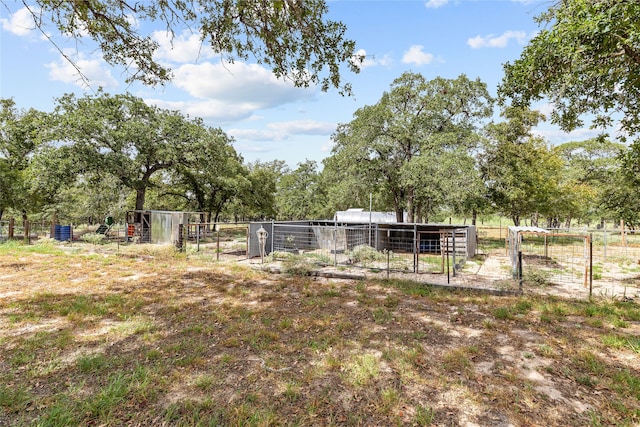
top-left (59, 225), bottom-right (71, 241)
top-left (54, 225), bottom-right (72, 241)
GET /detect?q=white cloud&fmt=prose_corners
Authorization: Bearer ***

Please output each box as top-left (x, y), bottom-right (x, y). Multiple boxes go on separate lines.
top-left (425, 0), bottom-right (448, 9)
top-left (402, 45), bottom-right (435, 66)
top-left (166, 61), bottom-right (312, 121)
top-left (173, 61), bottom-right (308, 102)
top-left (467, 30), bottom-right (527, 49)
top-left (534, 102), bottom-right (555, 118)
top-left (151, 30), bottom-right (216, 64)
top-left (228, 120), bottom-right (336, 142)
top-left (532, 127), bottom-right (603, 144)
top-left (46, 51), bottom-right (118, 89)
top-left (1, 6), bottom-right (37, 36)
top-left (146, 98), bottom-right (263, 123)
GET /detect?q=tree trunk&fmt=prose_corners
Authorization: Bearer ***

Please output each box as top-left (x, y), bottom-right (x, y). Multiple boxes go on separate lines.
top-left (135, 188), bottom-right (146, 210)
top-left (395, 208), bottom-right (404, 223)
top-left (472, 210), bottom-right (477, 226)
top-left (512, 215), bottom-right (520, 226)
top-left (406, 188), bottom-right (415, 223)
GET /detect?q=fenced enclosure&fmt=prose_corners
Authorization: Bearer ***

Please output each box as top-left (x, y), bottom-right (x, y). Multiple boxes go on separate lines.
top-left (181, 223), bottom-right (248, 260)
top-left (248, 221), bottom-right (476, 277)
top-left (503, 227), bottom-right (640, 297)
top-left (3, 215), bottom-right (639, 299)
top-left (0, 219), bottom-right (52, 242)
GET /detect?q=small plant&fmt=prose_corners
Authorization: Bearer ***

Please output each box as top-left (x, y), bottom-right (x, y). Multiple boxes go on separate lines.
top-left (280, 254), bottom-right (315, 276)
top-left (372, 307), bottom-right (393, 324)
top-left (442, 347), bottom-right (473, 376)
top-left (347, 245), bottom-right (384, 265)
top-left (415, 404), bottom-right (435, 426)
top-left (83, 233), bottom-right (107, 245)
top-left (524, 267), bottom-right (552, 287)
top-left (493, 307), bottom-right (512, 320)
top-left (344, 353), bottom-right (380, 386)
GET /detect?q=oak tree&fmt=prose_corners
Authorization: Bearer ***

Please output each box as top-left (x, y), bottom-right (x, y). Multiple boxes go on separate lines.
top-left (9, 0), bottom-right (359, 92)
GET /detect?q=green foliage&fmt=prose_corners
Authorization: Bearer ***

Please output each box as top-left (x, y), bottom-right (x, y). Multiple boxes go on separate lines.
top-left (165, 126), bottom-right (247, 222)
top-left (53, 90), bottom-right (206, 211)
top-left (10, 1), bottom-right (358, 92)
top-left (82, 233), bottom-right (107, 245)
top-left (280, 254), bottom-right (315, 276)
top-left (276, 160), bottom-right (324, 220)
top-left (500, 0), bottom-right (640, 138)
top-left (347, 245), bottom-right (385, 264)
top-left (524, 268), bottom-right (552, 287)
top-left (325, 72), bottom-right (493, 222)
top-left (480, 107), bottom-right (563, 226)
top-left (415, 404), bottom-right (435, 426)
top-left (499, 0), bottom-right (640, 227)
top-left (0, 99), bottom-right (51, 218)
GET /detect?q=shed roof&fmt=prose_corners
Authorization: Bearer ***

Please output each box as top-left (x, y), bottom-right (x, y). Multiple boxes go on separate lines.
top-left (334, 210), bottom-right (406, 223)
top-left (508, 226), bottom-right (549, 234)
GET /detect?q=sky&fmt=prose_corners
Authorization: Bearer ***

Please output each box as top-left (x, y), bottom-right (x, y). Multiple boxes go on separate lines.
top-left (0, 0), bottom-right (602, 169)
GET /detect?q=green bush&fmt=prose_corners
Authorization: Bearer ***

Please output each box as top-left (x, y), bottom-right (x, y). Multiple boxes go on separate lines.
top-left (348, 245), bottom-right (384, 264)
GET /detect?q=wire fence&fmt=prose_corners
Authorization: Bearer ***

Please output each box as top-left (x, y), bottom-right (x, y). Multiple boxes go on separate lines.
top-left (498, 227), bottom-right (640, 298)
top-left (181, 223), bottom-right (248, 261)
top-left (3, 217), bottom-right (639, 299)
top-left (248, 221), bottom-right (474, 277)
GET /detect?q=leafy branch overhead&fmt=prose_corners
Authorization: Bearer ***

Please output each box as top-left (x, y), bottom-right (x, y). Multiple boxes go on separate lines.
top-left (499, 0), bottom-right (640, 139)
top-left (17, 0), bottom-right (359, 93)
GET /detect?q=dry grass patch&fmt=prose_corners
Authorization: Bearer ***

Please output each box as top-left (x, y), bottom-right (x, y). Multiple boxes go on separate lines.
top-left (0, 240), bottom-right (639, 426)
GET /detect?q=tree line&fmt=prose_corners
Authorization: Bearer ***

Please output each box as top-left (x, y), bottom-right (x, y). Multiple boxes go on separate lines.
top-left (2, 72), bottom-right (639, 228)
top-left (2, 0), bottom-right (640, 228)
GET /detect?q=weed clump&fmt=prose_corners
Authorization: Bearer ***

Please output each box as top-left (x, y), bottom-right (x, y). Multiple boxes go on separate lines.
top-left (348, 245), bottom-right (384, 265)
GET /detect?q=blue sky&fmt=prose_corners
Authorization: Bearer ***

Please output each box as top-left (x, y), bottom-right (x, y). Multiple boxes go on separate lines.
top-left (0, 0), bottom-right (601, 169)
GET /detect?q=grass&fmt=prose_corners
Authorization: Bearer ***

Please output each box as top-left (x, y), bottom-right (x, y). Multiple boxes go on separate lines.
top-left (1, 241), bottom-right (640, 426)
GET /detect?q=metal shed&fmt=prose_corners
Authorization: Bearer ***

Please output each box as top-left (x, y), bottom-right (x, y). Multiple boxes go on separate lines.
top-left (126, 210), bottom-right (201, 244)
top-left (334, 209), bottom-right (407, 223)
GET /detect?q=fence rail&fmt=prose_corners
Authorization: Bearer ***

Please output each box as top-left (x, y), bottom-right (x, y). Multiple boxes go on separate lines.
top-left (249, 221), bottom-right (473, 277)
top-left (501, 227), bottom-right (640, 297)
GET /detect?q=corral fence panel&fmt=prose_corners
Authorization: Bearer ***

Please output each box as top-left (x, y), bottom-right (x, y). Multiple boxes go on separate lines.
top-left (505, 227), bottom-right (640, 296)
top-left (249, 221), bottom-right (475, 276)
top-left (182, 222), bottom-right (248, 259)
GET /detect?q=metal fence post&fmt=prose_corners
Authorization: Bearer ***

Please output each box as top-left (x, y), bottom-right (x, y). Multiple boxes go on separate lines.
top-left (518, 250), bottom-right (523, 293)
top-left (413, 223), bottom-right (420, 273)
top-left (216, 224), bottom-right (220, 261)
top-left (334, 220), bottom-right (337, 267)
top-left (196, 223), bottom-right (200, 252)
top-left (452, 230), bottom-right (457, 277)
top-left (446, 235), bottom-right (450, 284)
top-left (589, 233), bottom-right (593, 298)
top-left (387, 249), bottom-right (390, 279)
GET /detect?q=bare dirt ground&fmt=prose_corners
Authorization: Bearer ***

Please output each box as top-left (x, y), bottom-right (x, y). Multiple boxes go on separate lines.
top-left (1, 242), bottom-right (639, 426)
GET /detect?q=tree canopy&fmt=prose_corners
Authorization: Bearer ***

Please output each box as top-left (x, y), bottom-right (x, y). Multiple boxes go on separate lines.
top-left (0, 99), bottom-right (50, 220)
top-left (326, 72), bottom-right (493, 223)
top-left (499, 0), bottom-right (640, 138)
top-left (480, 108), bottom-right (563, 226)
top-left (11, 0), bottom-right (359, 92)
